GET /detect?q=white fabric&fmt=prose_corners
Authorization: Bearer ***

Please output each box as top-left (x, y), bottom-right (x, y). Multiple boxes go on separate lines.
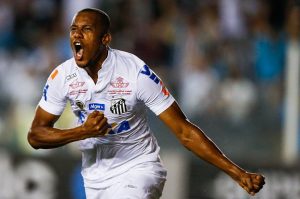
top-left (38, 48), bottom-right (174, 189)
top-left (85, 162), bottom-right (166, 199)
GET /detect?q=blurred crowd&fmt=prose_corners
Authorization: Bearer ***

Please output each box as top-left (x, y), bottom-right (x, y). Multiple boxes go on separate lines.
top-left (0, 0), bottom-right (299, 157)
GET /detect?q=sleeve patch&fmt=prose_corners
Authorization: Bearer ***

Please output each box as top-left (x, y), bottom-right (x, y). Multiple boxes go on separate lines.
top-left (50, 69), bottom-right (58, 80)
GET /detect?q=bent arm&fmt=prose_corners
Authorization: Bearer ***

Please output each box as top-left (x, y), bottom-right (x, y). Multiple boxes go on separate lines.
top-left (159, 102), bottom-right (265, 196)
top-left (28, 106), bottom-right (86, 149)
top-left (159, 102), bottom-right (245, 179)
top-left (28, 106), bottom-right (109, 149)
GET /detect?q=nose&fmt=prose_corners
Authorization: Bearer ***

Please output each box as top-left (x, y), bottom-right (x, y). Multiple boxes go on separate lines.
top-left (72, 29), bottom-right (83, 38)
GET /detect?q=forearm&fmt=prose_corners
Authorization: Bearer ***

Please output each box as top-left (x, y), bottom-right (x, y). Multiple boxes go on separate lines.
top-left (181, 127), bottom-right (245, 179)
top-left (160, 103), bottom-right (265, 195)
top-left (28, 125), bottom-right (86, 149)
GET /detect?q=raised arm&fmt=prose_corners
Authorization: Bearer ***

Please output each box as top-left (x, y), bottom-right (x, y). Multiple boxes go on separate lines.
top-left (28, 106), bottom-right (110, 149)
top-left (159, 101), bottom-right (265, 195)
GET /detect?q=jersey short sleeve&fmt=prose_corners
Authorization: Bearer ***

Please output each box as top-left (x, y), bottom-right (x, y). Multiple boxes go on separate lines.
top-left (136, 65), bottom-right (175, 115)
top-left (38, 68), bottom-right (67, 115)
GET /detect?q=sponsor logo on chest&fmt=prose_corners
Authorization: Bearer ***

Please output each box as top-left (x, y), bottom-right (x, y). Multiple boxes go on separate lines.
top-left (111, 76), bottom-right (129, 88)
top-left (68, 80), bottom-right (88, 95)
top-left (89, 103), bottom-right (105, 111)
top-left (69, 80), bottom-right (85, 89)
top-left (75, 100), bottom-right (85, 110)
top-left (108, 76), bottom-right (132, 95)
top-left (66, 73), bottom-right (77, 81)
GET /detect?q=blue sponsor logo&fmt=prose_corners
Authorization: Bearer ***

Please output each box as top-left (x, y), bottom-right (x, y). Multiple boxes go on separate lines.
top-left (43, 84), bottom-right (49, 101)
top-left (89, 103), bottom-right (105, 111)
top-left (78, 111), bottom-right (86, 124)
top-left (140, 65), bottom-right (160, 84)
top-left (108, 121), bottom-right (131, 135)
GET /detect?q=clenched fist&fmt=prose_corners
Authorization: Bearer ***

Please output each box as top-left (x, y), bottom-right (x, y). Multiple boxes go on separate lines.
top-left (82, 111), bottom-right (111, 137)
top-left (235, 171), bottom-right (265, 196)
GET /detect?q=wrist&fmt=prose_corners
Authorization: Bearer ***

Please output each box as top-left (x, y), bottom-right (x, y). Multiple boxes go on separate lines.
top-left (76, 125), bottom-right (88, 140)
top-left (226, 165), bottom-right (245, 180)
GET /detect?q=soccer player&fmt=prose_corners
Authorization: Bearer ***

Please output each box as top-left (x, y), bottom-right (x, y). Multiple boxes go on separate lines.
top-left (28, 8), bottom-right (265, 199)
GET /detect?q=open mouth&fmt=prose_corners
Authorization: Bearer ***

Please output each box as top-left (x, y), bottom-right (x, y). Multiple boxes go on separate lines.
top-left (74, 42), bottom-right (83, 60)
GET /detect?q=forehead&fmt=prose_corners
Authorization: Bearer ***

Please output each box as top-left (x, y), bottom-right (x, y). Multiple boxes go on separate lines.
top-left (71, 12), bottom-right (99, 26)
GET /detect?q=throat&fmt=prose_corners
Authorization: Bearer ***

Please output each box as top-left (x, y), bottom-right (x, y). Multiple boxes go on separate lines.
top-left (84, 48), bottom-right (108, 84)
top-left (90, 74), bottom-right (98, 84)
top-left (85, 67), bottom-right (100, 84)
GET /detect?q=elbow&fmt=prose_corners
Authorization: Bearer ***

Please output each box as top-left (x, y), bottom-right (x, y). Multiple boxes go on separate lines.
top-left (180, 136), bottom-right (193, 149)
top-left (174, 121), bottom-right (199, 149)
top-left (178, 125), bottom-right (203, 150)
top-left (178, 130), bottom-right (194, 149)
top-left (27, 130), bottom-right (40, 150)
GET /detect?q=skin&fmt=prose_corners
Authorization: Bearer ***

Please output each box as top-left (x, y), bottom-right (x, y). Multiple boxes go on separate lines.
top-left (69, 10), bottom-right (112, 82)
top-left (159, 102), bottom-right (265, 195)
top-left (28, 10), bottom-right (265, 196)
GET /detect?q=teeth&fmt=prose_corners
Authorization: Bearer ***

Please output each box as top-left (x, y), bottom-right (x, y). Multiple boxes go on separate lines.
top-left (74, 42), bottom-right (82, 53)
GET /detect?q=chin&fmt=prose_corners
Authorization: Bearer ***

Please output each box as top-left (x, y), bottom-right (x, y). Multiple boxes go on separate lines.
top-left (74, 60), bottom-right (88, 68)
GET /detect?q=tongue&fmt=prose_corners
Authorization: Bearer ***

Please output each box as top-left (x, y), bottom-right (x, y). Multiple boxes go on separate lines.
top-left (76, 49), bottom-right (83, 60)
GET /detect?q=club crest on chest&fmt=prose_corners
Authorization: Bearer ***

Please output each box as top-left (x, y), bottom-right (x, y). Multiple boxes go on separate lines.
top-left (110, 98), bottom-right (127, 114)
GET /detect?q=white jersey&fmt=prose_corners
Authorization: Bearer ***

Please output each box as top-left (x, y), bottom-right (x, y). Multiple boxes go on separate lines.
top-left (39, 48), bottom-right (175, 188)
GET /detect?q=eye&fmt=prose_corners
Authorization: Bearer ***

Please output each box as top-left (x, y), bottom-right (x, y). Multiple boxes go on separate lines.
top-left (70, 26), bottom-right (77, 33)
top-left (83, 27), bottom-right (92, 32)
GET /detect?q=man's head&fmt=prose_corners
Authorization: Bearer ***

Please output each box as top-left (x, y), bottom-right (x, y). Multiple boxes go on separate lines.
top-left (70, 8), bottom-right (111, 68)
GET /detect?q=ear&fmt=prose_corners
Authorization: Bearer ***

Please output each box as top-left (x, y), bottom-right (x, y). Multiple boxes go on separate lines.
top-left (102, 33), bottom-right (112, 46)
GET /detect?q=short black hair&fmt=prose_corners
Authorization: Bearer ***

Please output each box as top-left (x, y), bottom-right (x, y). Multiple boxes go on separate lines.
top-left (78, 8), bottom-right (111, 34)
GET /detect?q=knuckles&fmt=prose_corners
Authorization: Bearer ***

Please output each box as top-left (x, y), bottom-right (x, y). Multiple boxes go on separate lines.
top-left (83, 112), bottom-right (110, 136)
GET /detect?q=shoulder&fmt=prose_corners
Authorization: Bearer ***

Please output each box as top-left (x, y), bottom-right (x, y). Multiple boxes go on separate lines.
top-left (111, 49), bottom-right (145, 69)
top-left (110, 48), bottom-right (146, 79)
top-left (55, 58), bottom-right (77, 76)
top-left (112, 49), bottom-right (141, 60)
top-left (47, 58), bottom-right (77, 86)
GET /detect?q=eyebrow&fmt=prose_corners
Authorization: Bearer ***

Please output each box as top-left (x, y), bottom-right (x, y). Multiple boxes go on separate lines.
top-left (69, 24), bottom-right (93, 29)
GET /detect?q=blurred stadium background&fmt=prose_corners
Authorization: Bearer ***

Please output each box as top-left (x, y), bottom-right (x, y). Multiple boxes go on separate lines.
top-left (0, 0), bottom-right (299, 198)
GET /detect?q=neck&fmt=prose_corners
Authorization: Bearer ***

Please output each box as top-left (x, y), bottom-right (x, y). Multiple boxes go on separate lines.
top-left (85, 48), bottom-right (108, 83)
